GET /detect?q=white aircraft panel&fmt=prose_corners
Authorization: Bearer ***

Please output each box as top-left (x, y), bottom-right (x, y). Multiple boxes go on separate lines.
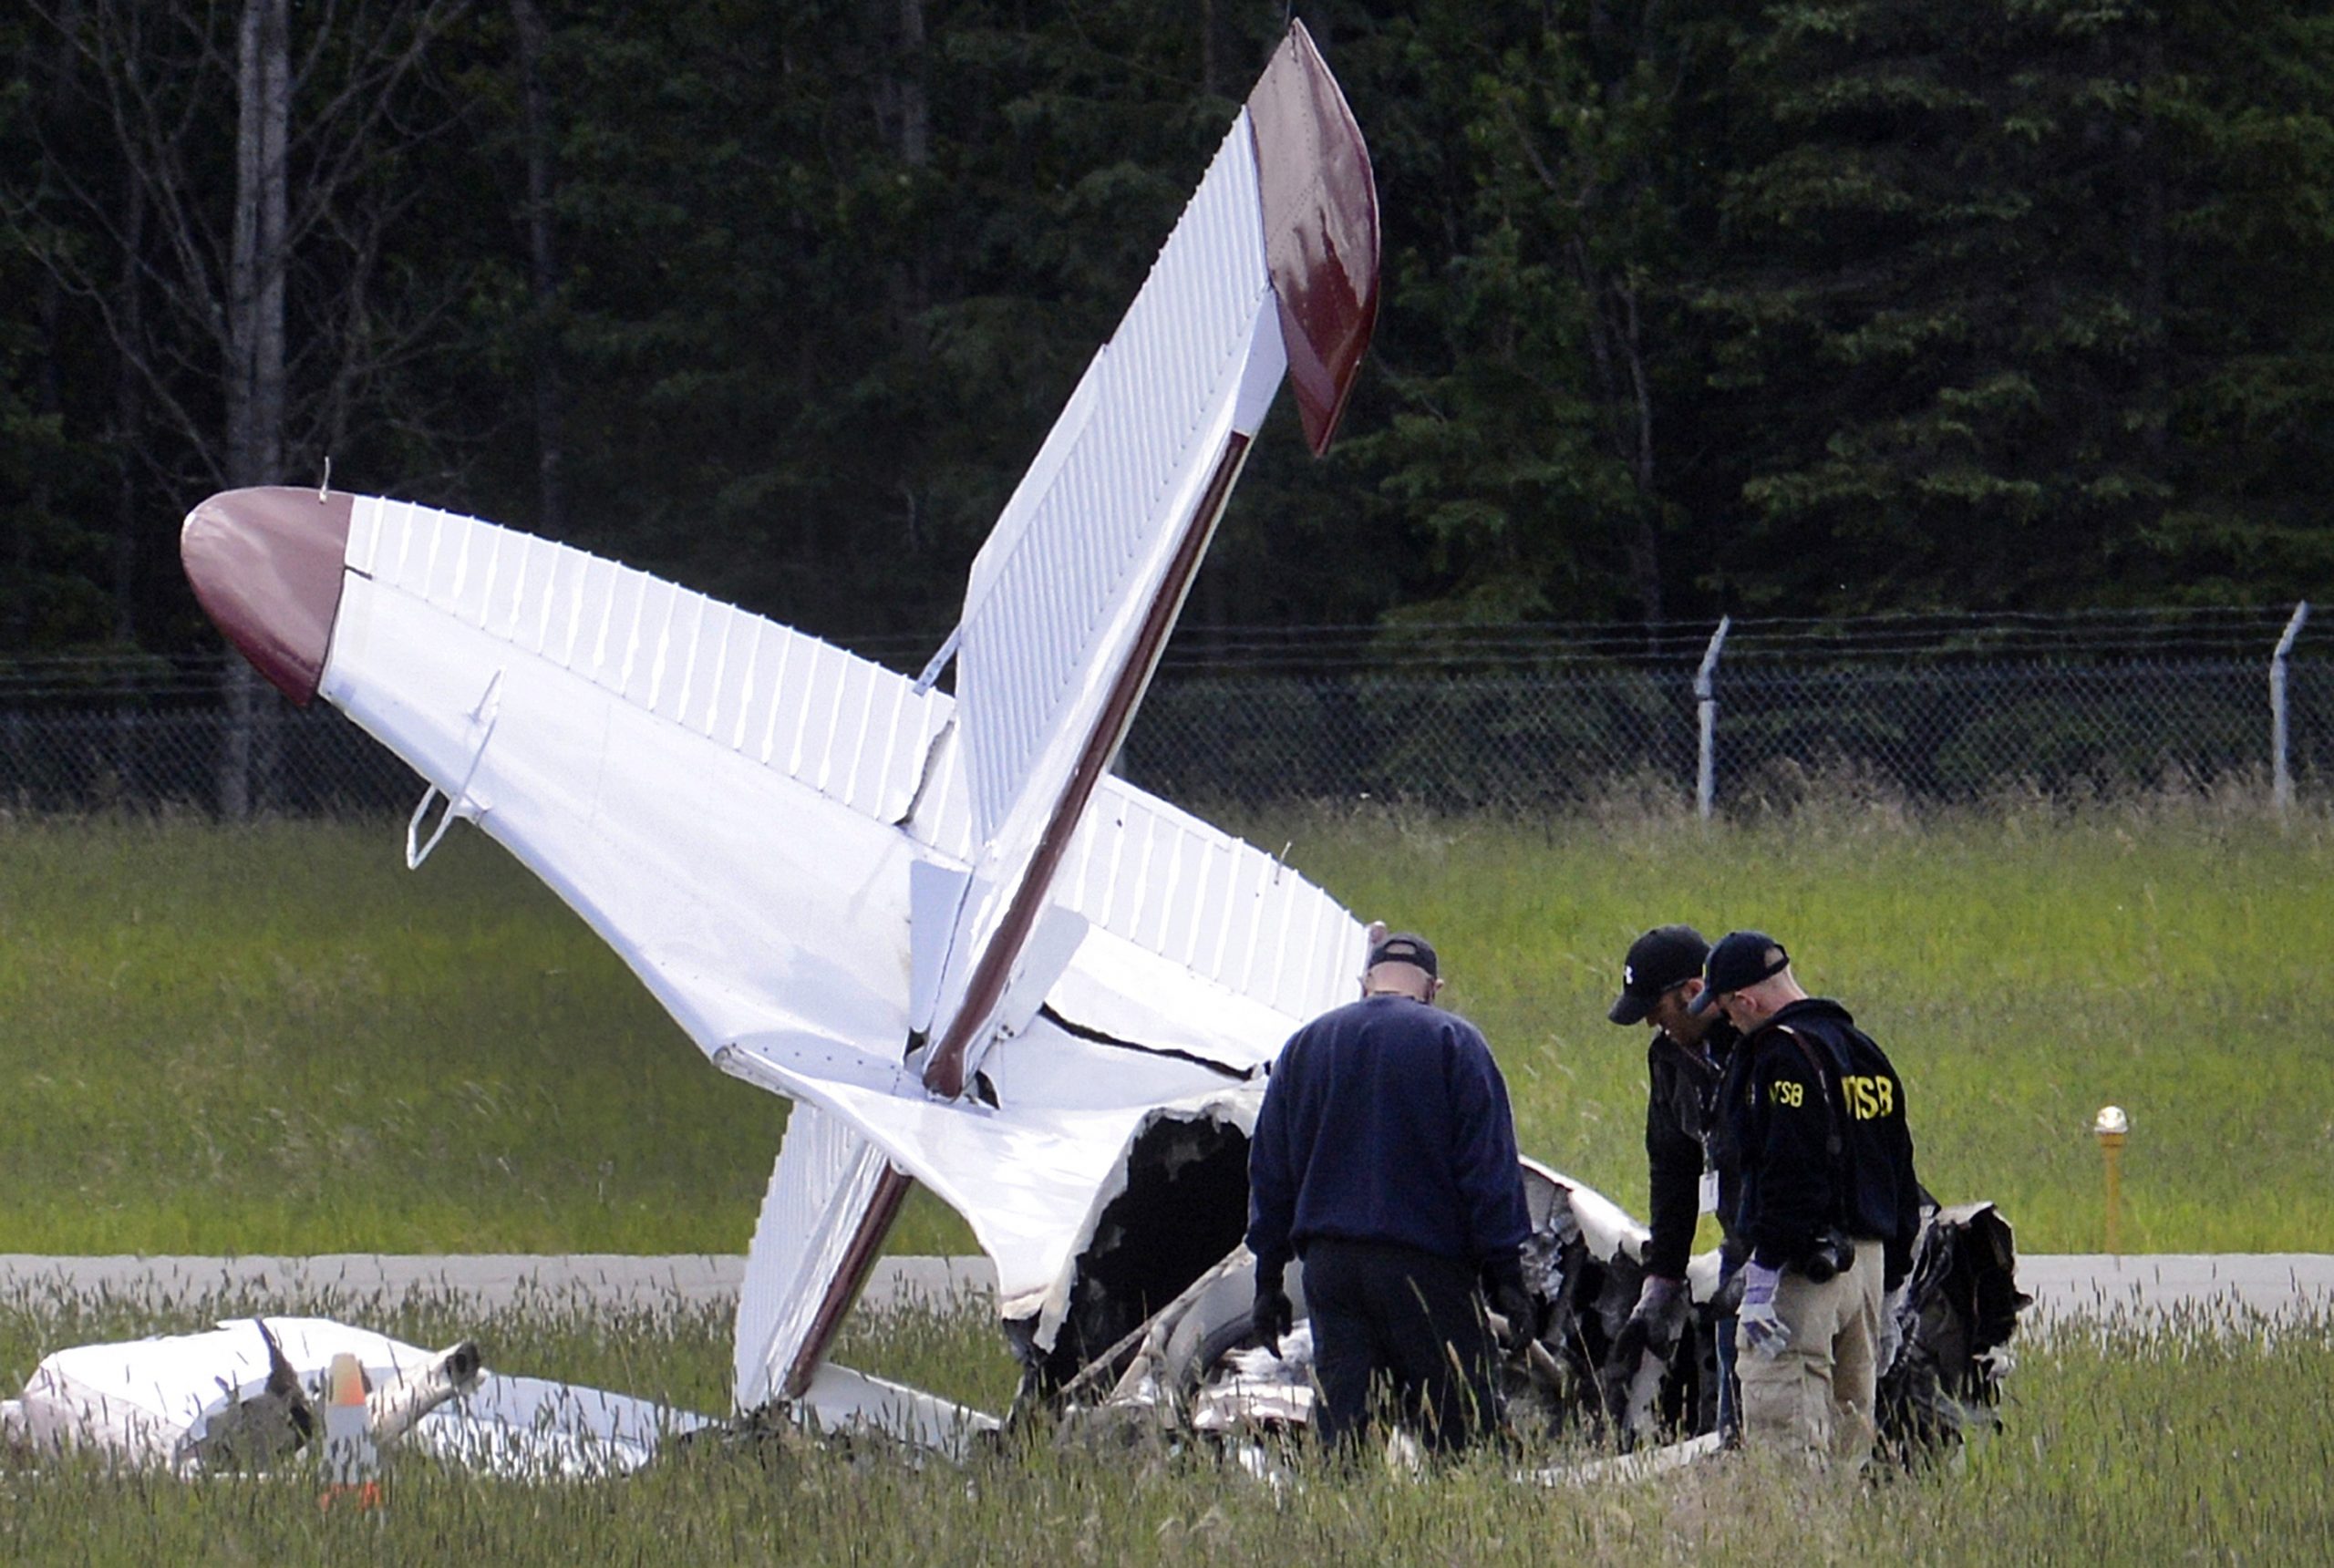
top-left (325, 570), bottom-right (919, 1072)
top-left (581, 560), bottom-right (635, 687)
top-left (1078, 777), bottom-right (1363, 1020)
top-left (903, 717), bottom-right (976, 851)
top-left (747, 622), bottom-right (802, 764)
top-left (350, 500), bottom-right (944, 827)
top-left (954, 108), bottom-right (1273, 841)
top-left (1043, 926), bottom-right (1305, 1077)
top-left (647, 584), bottom-right (707, 725)
top-left (734, 1103), bottom-right (898, 1411)
top-left (796, 1362), bottom-right (997, 1462)
top-left (728, 1029), bottom-right (1256, 1336)
top-left (688, 598), bottom-right (746, 739)
top-left (620, 572), bottom-right (675, 712)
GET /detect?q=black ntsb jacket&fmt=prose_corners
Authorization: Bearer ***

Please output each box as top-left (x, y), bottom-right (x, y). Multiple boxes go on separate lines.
top-left (1730, 998), bottom-right (1922, 1288)
top-left (1642, 1020), bottom-right (1743, 1281)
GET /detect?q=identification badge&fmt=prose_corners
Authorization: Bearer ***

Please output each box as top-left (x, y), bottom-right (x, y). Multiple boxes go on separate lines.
top-left (1699, 1169), bottom-right (1720, 1214)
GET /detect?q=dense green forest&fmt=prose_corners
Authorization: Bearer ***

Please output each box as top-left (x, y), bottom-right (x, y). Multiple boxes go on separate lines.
top-left (4, 1), bottom-right (2330, 660)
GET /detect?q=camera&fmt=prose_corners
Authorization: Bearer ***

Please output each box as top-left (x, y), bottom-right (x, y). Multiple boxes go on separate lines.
top-left (1801, 1227), bottom-right (1856, 1284)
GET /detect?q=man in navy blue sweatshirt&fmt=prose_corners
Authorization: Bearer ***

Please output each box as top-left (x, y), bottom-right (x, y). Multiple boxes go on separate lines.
top-left (1245, 929), bottom-right (1534, 1453)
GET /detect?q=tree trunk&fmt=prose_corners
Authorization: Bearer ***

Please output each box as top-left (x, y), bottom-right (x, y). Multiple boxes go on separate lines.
top-left (512, 0), bottom-right (565, 538)
top-left (2136, 23), bottom-right (2168, 469)
top-left (1575, 238), bottom-right (1665, 625)
top-left (894, 0), bottom-right (927, 169)
top-left (876, 0), bottom-right (929, 562)
top-left (22, 0), bottom-right (88, 648)
top-left (1617, 280), bottom-right (1663, 626)
top-left (110, 160), bottom-right (147, 643)
top-left (227, 0), bottom-right (289, 491)
top-left (222, 0), bottom-right (291, 820)
top-left (23, 277), bottom-right (61, 649)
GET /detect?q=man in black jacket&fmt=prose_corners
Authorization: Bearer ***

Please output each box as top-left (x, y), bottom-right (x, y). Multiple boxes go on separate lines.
top-left (1691, 931), bottom-right (1922, 1467)
top-left (1246, 930), bottom-right (1534, 1453)
top-left (1605, 924), bottom-right (1745, 1438)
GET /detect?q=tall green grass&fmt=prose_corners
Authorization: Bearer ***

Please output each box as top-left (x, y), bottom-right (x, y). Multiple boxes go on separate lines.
top-left (2, 1287), bottom-right (2328, 1564)
top-left (2, 799), bottom-right (2326, 1255)
top-left (0, 815), bottom-right (950, 1254)
top-left (1252, 795), bottom-right (2334, 1254)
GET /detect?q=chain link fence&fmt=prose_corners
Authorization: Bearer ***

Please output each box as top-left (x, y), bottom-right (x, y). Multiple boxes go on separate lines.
top-left (1122, 655), bottom-right (2332, 811)
top-left (0, 701), bottom-right (417, 817)
top-left (2, 607), bottom-right (2325, 819)
top-left (1121, 606), bottom-right (2330, 812)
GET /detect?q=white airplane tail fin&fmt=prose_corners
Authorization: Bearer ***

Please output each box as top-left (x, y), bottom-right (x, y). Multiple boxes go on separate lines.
top-left (921, 19), bottom-right (1378, 1099)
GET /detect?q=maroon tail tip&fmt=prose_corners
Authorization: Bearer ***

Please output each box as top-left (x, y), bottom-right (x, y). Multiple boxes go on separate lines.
top-left (1249, 20), bottom-right (1381, 457)
top-left (181, 487), bottom-right (354, 706)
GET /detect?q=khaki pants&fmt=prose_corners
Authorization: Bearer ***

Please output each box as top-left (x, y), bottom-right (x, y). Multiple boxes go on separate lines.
top-left (1734, 1235), bottom-right (1885, 1467)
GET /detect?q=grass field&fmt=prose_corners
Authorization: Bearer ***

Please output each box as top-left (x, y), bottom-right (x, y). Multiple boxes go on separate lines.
top-left (2, 1284), bottom-right (2329, 1564)
top-left (1256, 792), bottom-right (2334, 1256)
top-left (1, 795), bottom-right (2328, 1256)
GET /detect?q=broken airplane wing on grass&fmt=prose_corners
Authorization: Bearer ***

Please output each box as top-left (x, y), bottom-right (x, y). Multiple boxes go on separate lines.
top-left (0, 1317), bottom-right (705, 1479)
top-left (181, 21), bottom-right (1379, 1432)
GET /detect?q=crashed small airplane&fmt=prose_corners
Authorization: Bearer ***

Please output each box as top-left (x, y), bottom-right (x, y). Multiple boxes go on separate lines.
top-left (168, 19), bottom-right (2021, 1470)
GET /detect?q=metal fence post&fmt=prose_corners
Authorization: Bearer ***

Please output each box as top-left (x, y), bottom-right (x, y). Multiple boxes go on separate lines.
top-left (2271, 600), bottom-right (2309, 815)
top-left (1695, 616), bottom-right (1730, 820)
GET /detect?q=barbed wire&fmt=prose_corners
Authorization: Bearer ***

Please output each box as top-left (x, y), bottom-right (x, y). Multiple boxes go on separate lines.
top-left (1142, 606), bottom-right (2323, 674)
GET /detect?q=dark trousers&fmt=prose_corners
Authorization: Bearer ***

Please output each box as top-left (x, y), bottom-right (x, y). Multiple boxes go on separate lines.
top-left (1303, 1238), bottom-right (1501, 1453)
top-left (1715, 1313), bottom-right (1741, 1443)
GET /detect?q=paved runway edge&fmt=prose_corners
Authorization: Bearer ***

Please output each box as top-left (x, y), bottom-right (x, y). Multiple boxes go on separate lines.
top-left (0, 1253), bottom-right (989, 1314)
top-left (5, 1253), bottom-right (2330, 1322)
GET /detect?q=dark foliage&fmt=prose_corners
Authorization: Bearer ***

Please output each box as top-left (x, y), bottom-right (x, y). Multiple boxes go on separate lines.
top-left (3, 1), bottom-right (2328, 660)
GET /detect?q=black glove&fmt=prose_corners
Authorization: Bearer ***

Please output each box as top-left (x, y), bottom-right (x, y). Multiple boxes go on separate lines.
top-left (1481, 1255), bottom-right (1535, 1352)
top-left (1251, 1284), bottom-right (1294, 1357)
top-left (1606, 1274), bottom-right (1684, 1375)
top-left (1490, 1279), bottom-right (1537, 1352)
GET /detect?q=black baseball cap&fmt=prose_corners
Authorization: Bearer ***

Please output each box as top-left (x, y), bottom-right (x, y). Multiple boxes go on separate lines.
top-left (1688, 931), bottom-right (1790, 1016)
top-left (1607, 924), bottom-right (1709, 1025)
top-left (1367, 931), bottom-right (1438, 978)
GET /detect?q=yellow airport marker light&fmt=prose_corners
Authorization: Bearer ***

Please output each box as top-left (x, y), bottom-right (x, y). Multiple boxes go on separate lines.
top-left (2093, 1105), bottom-right (2129, 1257)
